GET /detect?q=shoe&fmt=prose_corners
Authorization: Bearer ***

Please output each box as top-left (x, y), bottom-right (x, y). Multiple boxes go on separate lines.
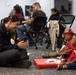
top-left (14, 60), bottom-right (32, 69)
top-left (20, 55), bottom-right (29, 60)
top-left (23, 55), bottom-right (29, 60)
top-left (42, 53), bottom-right (51, 58)
top-left (57, 65), bottom-right (63, 70)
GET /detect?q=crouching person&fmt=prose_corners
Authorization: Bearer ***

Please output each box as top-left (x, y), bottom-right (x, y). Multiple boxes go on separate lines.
top-left (57, 35), bottom-right (76, 70)
top-left (0, 14), bottom-right (31, 68)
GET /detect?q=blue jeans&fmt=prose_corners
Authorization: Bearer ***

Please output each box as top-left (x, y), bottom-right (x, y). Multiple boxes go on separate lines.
top-left (62, 54), bottom-right (70, 61)
top-left (16, 25), bottom-right (31, 41)
top-left (67, 63), bottom-right (76, 69)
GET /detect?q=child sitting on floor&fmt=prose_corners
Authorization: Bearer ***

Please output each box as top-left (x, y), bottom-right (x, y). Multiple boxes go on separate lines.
top-left (57, 34), bottom-right (76, 70)
top-left (42, 28), bottom-right (75, 58)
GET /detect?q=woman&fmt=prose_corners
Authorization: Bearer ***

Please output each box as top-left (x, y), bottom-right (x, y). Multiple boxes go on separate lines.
top-left (13, 4), bottom-right (29, 41)
top-left (0, 14), bottom-right (31, 68)
top-left (13, 4), bottom-right (24, 24)
top-left (46, 8), bottom-right (65, 51)
top-left (48, 8), bottom-right (60, 21)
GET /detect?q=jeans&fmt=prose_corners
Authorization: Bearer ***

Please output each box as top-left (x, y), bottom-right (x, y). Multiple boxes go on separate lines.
top-left (16, 24), bottom-right (31, 41)
top-left (67, 63), bottom-right (76, 69)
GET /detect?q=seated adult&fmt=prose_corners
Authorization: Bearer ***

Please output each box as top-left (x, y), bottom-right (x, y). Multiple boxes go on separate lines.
top-left (11, 4), bottom-right (24, 41)
top-left (0, 14), bottom-right (31, 68)
top-left (48, 8), bottom-right (65, 51)
top-left (16, 2), bottom-right (46, 41)
top-left (48, 8), bottom-right (60, 21)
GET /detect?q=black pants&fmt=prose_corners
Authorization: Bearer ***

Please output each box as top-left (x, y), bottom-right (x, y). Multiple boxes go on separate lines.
top-left (57, 26), bottom-right (65, 49)
top-left (0, 49), bottom-right (28, 66)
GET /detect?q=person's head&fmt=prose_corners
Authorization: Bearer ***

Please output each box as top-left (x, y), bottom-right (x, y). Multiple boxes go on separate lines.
top-left (14, 4), bottom-right (21, 14)
top-left (31, 2), bottom-right (41, 12)
top-left (63, 28), bottom-right (75, 41)
top-left (51, 8), bottom-right (58, 15)
top-left (4, 14), bottom-right (20, 31)
top-left (72, 35), bottom-right (76, 46)
top-left (61, 5), bottom-right (65, 10)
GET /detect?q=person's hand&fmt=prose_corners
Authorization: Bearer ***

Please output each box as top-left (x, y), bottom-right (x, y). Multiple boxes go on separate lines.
top-left (22, 21), bottom-right (27, 24)
top-left (17, 41), bottom-right (29, 49)
top-left (65, 62), bottom-right (70, 64)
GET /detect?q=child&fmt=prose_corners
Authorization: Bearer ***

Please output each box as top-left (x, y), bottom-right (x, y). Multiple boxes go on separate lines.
top-left (57, 35), bottom-right (76, 70)
top-left (42, 28), bottom-right (75, 58)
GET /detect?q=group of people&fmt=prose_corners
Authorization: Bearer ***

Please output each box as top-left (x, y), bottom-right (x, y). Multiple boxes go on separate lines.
top-left (42, 28), bottom-right (76, 70)
top-left (0, 2), bottom-right (76, 70)
top-left (0, 2), bottom-right (47, 68)
top-left (16, 2), bottom-right (46, 41)
top-left (46, 8), bottom-right (66, 51)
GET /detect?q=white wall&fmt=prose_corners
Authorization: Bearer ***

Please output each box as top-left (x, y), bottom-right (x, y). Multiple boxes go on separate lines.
top-left (71, 0), bottom-right (76, 33)
top-left (0, 0), bottom-right (54, 20)
top-left (0, 0), bottom-right (35, 20)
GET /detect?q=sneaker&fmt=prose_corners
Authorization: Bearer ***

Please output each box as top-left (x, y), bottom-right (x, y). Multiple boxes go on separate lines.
top-left (57, 65), bottom-right (63, 70)
top-left (14, 60), bottom-right (32, 69)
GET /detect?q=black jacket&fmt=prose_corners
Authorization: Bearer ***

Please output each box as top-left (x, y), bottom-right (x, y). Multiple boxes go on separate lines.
top-left (0, 24), bottom-right (19, 52)
top-left (48, 13), bottom-right (60, 21)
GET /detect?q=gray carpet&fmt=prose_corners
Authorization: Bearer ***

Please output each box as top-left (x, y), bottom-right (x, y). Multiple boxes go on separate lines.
top-left (0, 43), bottom-right (76, 75)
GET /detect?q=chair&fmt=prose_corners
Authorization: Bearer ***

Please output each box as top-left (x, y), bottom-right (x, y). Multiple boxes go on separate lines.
top-left (58, 14), bottom-right (75, 44)
top-left (29, 17), bottom-right (47, 46)
top-left (23, 25), bottom-right (38, 49)
top-left (46, 20), bottom-right (59, 51)
top-left (59, 14), bottom-right (75, 28)
top-left (46, 15), bottom-right (75, 50)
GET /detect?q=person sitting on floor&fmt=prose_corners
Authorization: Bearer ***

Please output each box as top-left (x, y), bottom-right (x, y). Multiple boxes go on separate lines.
top-left (57, 34), bottom-right (76, 70)
top-left (42, 28), bottom-right (75, 59)
top-left (0, 14), bottom-right (31, 68)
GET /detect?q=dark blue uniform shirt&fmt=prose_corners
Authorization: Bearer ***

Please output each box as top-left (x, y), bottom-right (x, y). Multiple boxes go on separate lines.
top-left (0, 24), bottom-right (19, 52)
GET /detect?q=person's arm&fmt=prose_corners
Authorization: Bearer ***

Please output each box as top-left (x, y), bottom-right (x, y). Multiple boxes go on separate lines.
top-left (65, 49), bottom-right (72, 54)
top-left (58, 46), bottom-right (66, 53)
top-left (22, 18), bottom-right (34, 25)
top-left (0, 31), bottom-right (19, 52)
top-left (0, 40), bottom-right (19, 52)
top-left (65, 58), bottom-right (76, 64)
top-left (1, 44), bottom-right (19, 50)
top-left (23, 11), bottom-right (36, 25)
top-left (58, 49), bottom-right (72, 56)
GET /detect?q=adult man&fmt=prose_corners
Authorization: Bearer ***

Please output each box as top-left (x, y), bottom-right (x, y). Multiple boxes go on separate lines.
top-left (22, 2), bottom-right (46, 24)
top-left (16, 2), bottom-right (46, 41)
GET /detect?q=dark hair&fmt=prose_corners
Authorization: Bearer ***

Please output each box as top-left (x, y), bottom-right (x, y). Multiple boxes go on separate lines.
top-left (51, 8), bottom-right (58, 12)
top-left (3, 14), bottom-right (20, 23)
top-left (14, 4), bottom-right (21, 14)
top-left (14, 4), bottom-right (24, 18)
top-left (33, 2), bottom-right (41, 8)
